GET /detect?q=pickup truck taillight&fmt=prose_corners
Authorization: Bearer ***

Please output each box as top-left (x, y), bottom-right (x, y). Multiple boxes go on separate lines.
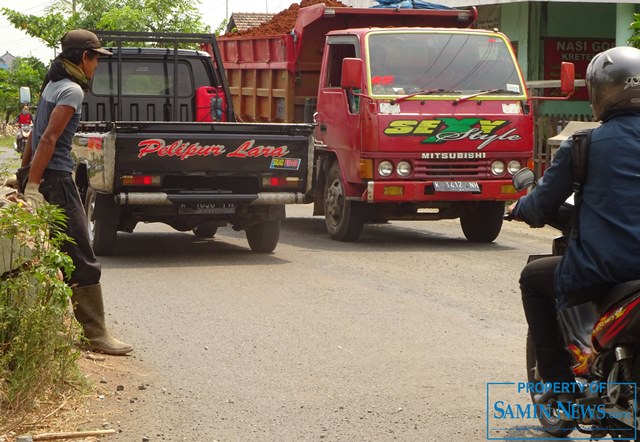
top-left (121, 175), bottom-right (161, 186)
top-left (195, 86), bottom-right (228, 122)
top-left (262, 176), bottom-right (301, 188)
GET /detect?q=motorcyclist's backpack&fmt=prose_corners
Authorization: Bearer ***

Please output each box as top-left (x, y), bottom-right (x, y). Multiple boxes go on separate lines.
top-left (571, 128), bottom-right (593, 191)
top-left (570, 128), bottom-right (594, 238)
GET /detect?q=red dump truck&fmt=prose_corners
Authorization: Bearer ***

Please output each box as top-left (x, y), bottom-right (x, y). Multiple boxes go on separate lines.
top-left (212, 3), bottom-right (574, 242)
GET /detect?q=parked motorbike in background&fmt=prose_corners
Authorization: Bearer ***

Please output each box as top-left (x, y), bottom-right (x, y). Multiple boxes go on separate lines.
top-left (510, 168), bottom-right (640, 440)
top-left (15, 123), bottom-right (32, 154)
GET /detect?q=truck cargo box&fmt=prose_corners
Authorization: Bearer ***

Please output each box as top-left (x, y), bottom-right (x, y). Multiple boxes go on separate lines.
top-left (214, 3), bottom-right (477, 123)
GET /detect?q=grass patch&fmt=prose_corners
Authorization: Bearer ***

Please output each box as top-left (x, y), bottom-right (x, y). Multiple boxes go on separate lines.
top-left (0, 135), bottom-right (14, 150)
top-left (0, 203), bottom-right (85, 433)
top-left (0, 136), bottom-right (20, 183)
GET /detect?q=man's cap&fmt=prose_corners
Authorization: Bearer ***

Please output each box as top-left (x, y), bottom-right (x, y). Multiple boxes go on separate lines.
top-left (61, 30), bottom-right (111, 56)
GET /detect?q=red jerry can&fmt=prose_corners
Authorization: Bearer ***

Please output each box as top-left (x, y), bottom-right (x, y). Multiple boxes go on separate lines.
top-left (195, 86), bottom-right (227, 122)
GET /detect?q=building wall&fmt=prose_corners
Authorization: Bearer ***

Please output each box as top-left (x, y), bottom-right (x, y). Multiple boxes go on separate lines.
top-left (496, 2), bottom-right (623, 115)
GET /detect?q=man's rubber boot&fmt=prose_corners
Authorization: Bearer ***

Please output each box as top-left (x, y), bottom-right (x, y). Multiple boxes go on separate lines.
top-left (72, 283), bottom-right (133, 355)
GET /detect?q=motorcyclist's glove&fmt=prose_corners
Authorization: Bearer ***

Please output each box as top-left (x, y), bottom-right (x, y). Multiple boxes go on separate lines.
top-left (24, 182), bottom-right (45, 209)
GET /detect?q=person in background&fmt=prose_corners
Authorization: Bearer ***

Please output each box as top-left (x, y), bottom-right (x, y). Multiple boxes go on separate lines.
top-left (20, 29), bottom-right (132, 355)
top-left (16, 105), bottom-right (32, 126)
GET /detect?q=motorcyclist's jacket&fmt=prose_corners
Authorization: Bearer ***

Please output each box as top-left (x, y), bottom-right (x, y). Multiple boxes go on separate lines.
top-left (17, 113), bottom-right (32, 125)
top-left (515, 112), bottom-right (640, 308)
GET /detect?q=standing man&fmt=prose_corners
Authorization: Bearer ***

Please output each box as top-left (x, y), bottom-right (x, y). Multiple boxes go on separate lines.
top-left (21, 30), bottom-right (132, 355)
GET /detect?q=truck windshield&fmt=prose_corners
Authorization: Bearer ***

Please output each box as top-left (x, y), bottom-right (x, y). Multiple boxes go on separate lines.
top-left (367, 32), bottom-right (523, 97)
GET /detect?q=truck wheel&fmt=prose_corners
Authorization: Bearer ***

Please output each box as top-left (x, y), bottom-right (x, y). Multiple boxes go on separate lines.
top-left (246, 220), bottom-right (280, 253)
top-left (324, 162), bottom-right (364, 242)
top-left (85, 188), bottom-right (117, 256)
top-left (460, 201), bottom-right (504, 243)
top-left (193, 224), bottom-right (218, 238)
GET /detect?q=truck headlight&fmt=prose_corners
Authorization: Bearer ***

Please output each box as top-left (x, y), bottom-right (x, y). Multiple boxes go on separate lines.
top-left (396, 161), bottom-right (412, 177)
top-left (507, 160), bottom-right (522, 175)
top-left (378, 161), bottom-right (393, 177)
top-left (491, 160), bottom-right (505, 176)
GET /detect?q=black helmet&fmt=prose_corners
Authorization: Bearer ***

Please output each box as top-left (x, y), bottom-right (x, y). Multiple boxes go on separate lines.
top-left (586, 46), bottom-right (640, 121)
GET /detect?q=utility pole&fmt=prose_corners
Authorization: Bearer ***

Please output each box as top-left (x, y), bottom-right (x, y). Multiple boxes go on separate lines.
top-left (225, 0), bottom-right (228, 19)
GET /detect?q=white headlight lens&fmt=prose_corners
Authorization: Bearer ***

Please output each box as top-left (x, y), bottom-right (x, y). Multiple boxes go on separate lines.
top-left (396, 161), bottom-right (412, 177)
top-left (491, 160), bottom-right (505, 176)
top-left (378, 161), bottom-right (393, 177)
top-left (507, 160), bottom-right (522, 175)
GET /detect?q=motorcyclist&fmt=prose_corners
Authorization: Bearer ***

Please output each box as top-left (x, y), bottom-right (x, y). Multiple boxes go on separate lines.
top-left (15, 105), bottom-right (33, 151)
top-left (16, 105), bottom-right (32, 126)
top-left (506, 46), bottom-right (640, 396)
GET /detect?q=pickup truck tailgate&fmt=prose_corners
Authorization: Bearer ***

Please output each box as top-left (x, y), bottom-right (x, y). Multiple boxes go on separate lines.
top-left (74, 121), bottom-right (315, 199)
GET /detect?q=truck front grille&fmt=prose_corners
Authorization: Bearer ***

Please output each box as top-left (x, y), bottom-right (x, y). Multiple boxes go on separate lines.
top-left (413, 159), bottom-right (492, 179)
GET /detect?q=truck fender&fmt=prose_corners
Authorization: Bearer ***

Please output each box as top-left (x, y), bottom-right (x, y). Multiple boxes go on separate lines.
top-left (74, 161), bottom-right (89, 203)
top-left (312, 155), bottom-right (333, 216)
top-left (91, 189), bottom-right (122, 224)
top-left (314, 156), bottom-right (365, 215)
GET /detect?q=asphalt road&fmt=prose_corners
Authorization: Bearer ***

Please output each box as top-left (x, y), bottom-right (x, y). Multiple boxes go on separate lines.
top-left (80, 206), bottom-right (562, 442)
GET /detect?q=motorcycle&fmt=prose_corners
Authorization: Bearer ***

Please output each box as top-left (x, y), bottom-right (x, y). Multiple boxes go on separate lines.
top-left (15, 123), bottom-right (32, 154)
top-left (511, 168), bottom-right (640, 440)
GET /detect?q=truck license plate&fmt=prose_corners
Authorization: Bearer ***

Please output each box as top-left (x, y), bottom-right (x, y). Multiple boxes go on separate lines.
top-left (178, 203), bottom-right (236, 215)
top-left (433, 181), bottom-right (480, 192)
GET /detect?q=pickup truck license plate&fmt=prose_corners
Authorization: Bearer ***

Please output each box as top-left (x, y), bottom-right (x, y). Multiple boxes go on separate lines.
top-left (433, 181), bottom-right (480, 192)
top-left (178, 203), bottom-right (236, 215)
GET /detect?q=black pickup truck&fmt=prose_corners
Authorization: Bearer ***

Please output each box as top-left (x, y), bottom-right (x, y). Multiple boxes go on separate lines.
top-left (72, 32), bottom-right (314, 255)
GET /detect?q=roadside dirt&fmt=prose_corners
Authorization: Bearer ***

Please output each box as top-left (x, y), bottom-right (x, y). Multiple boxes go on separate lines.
top-left (72, 354), bottom-right (160, 441)
top-left (0, 353), bottom-right (148, 442)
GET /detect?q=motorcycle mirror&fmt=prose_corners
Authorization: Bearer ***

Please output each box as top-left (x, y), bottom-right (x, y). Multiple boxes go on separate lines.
top-left (512, 167), bottom-right (535, 192)
top-left (19, 87), bottom-right (31, 105)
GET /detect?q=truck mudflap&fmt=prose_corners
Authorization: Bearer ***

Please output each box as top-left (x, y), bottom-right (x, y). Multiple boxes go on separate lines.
top-left (364, 180), bottom-right (527, 202)
top-left (115, 192), bottom-right (308, 205)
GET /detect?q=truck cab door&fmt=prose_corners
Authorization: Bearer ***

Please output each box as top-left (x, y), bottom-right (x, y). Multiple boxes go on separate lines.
top-left (316, 37), bottom-right (362, 184)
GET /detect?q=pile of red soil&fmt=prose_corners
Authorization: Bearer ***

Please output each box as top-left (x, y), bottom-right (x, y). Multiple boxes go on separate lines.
top-left (228, 0), bottom-right (349, 37)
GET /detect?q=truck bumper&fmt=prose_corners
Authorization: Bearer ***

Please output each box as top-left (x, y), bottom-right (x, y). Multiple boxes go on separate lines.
top-left (364, 180), bottom-right (525, 203)
top-left (114, 192), bottom-right (308, 206)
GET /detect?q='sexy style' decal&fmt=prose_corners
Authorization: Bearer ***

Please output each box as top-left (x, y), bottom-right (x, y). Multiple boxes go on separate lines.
top-left (384, 118), bottom-right (522, 150)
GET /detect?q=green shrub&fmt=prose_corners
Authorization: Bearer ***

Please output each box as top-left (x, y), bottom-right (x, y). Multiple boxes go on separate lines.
top-left (0, 203), bottom-right (83, 425)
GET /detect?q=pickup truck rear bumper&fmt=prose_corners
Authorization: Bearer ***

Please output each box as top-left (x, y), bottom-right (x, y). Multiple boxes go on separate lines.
top-left (115, 192), bottom-right (308, 206)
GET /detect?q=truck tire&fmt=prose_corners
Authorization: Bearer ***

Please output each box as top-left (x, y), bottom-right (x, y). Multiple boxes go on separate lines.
top-left (193, 224), bottom-right (218, 238)
top-left (85, 188), bottom-right (118, 256)
top-left (460, 201), bottom-right (504, 243)
top-left (246, 220), bottom-right (280, 253)
top-left (324, 162), bottom-right (365, 242)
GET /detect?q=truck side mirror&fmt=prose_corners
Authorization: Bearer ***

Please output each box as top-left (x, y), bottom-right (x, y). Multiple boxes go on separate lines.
top-left (529, 61), bottom-right (576, 101)
top-left (341, 58), bottom-right (363, 90)
top-left (560, 62), bottom-right (575, 97)
top-left (19, 86), bottom-right (31, 105)
top-left (512, 167), bottom-right (535, 192)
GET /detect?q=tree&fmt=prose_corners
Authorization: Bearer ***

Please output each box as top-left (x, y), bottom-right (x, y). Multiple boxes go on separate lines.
top-left (2, 0), bottom-right (210, 51)
top-left (0, 57), bottom-right (47, 131)
top-left (631, 13), bottom-right (640, 48)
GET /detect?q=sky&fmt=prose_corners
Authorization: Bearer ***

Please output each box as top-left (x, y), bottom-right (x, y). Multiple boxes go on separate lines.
top-left (0, 0), bottom-right (300, 63)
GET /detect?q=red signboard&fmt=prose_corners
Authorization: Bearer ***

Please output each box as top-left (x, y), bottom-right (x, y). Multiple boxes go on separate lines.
top-left (543, 38), bottom-right (615, 100)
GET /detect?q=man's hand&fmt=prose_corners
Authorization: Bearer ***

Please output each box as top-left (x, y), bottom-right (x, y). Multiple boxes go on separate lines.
top-left (505, 201), bottom-right (519, 221)
top-left (24, 182), bottom-right (45, 208)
